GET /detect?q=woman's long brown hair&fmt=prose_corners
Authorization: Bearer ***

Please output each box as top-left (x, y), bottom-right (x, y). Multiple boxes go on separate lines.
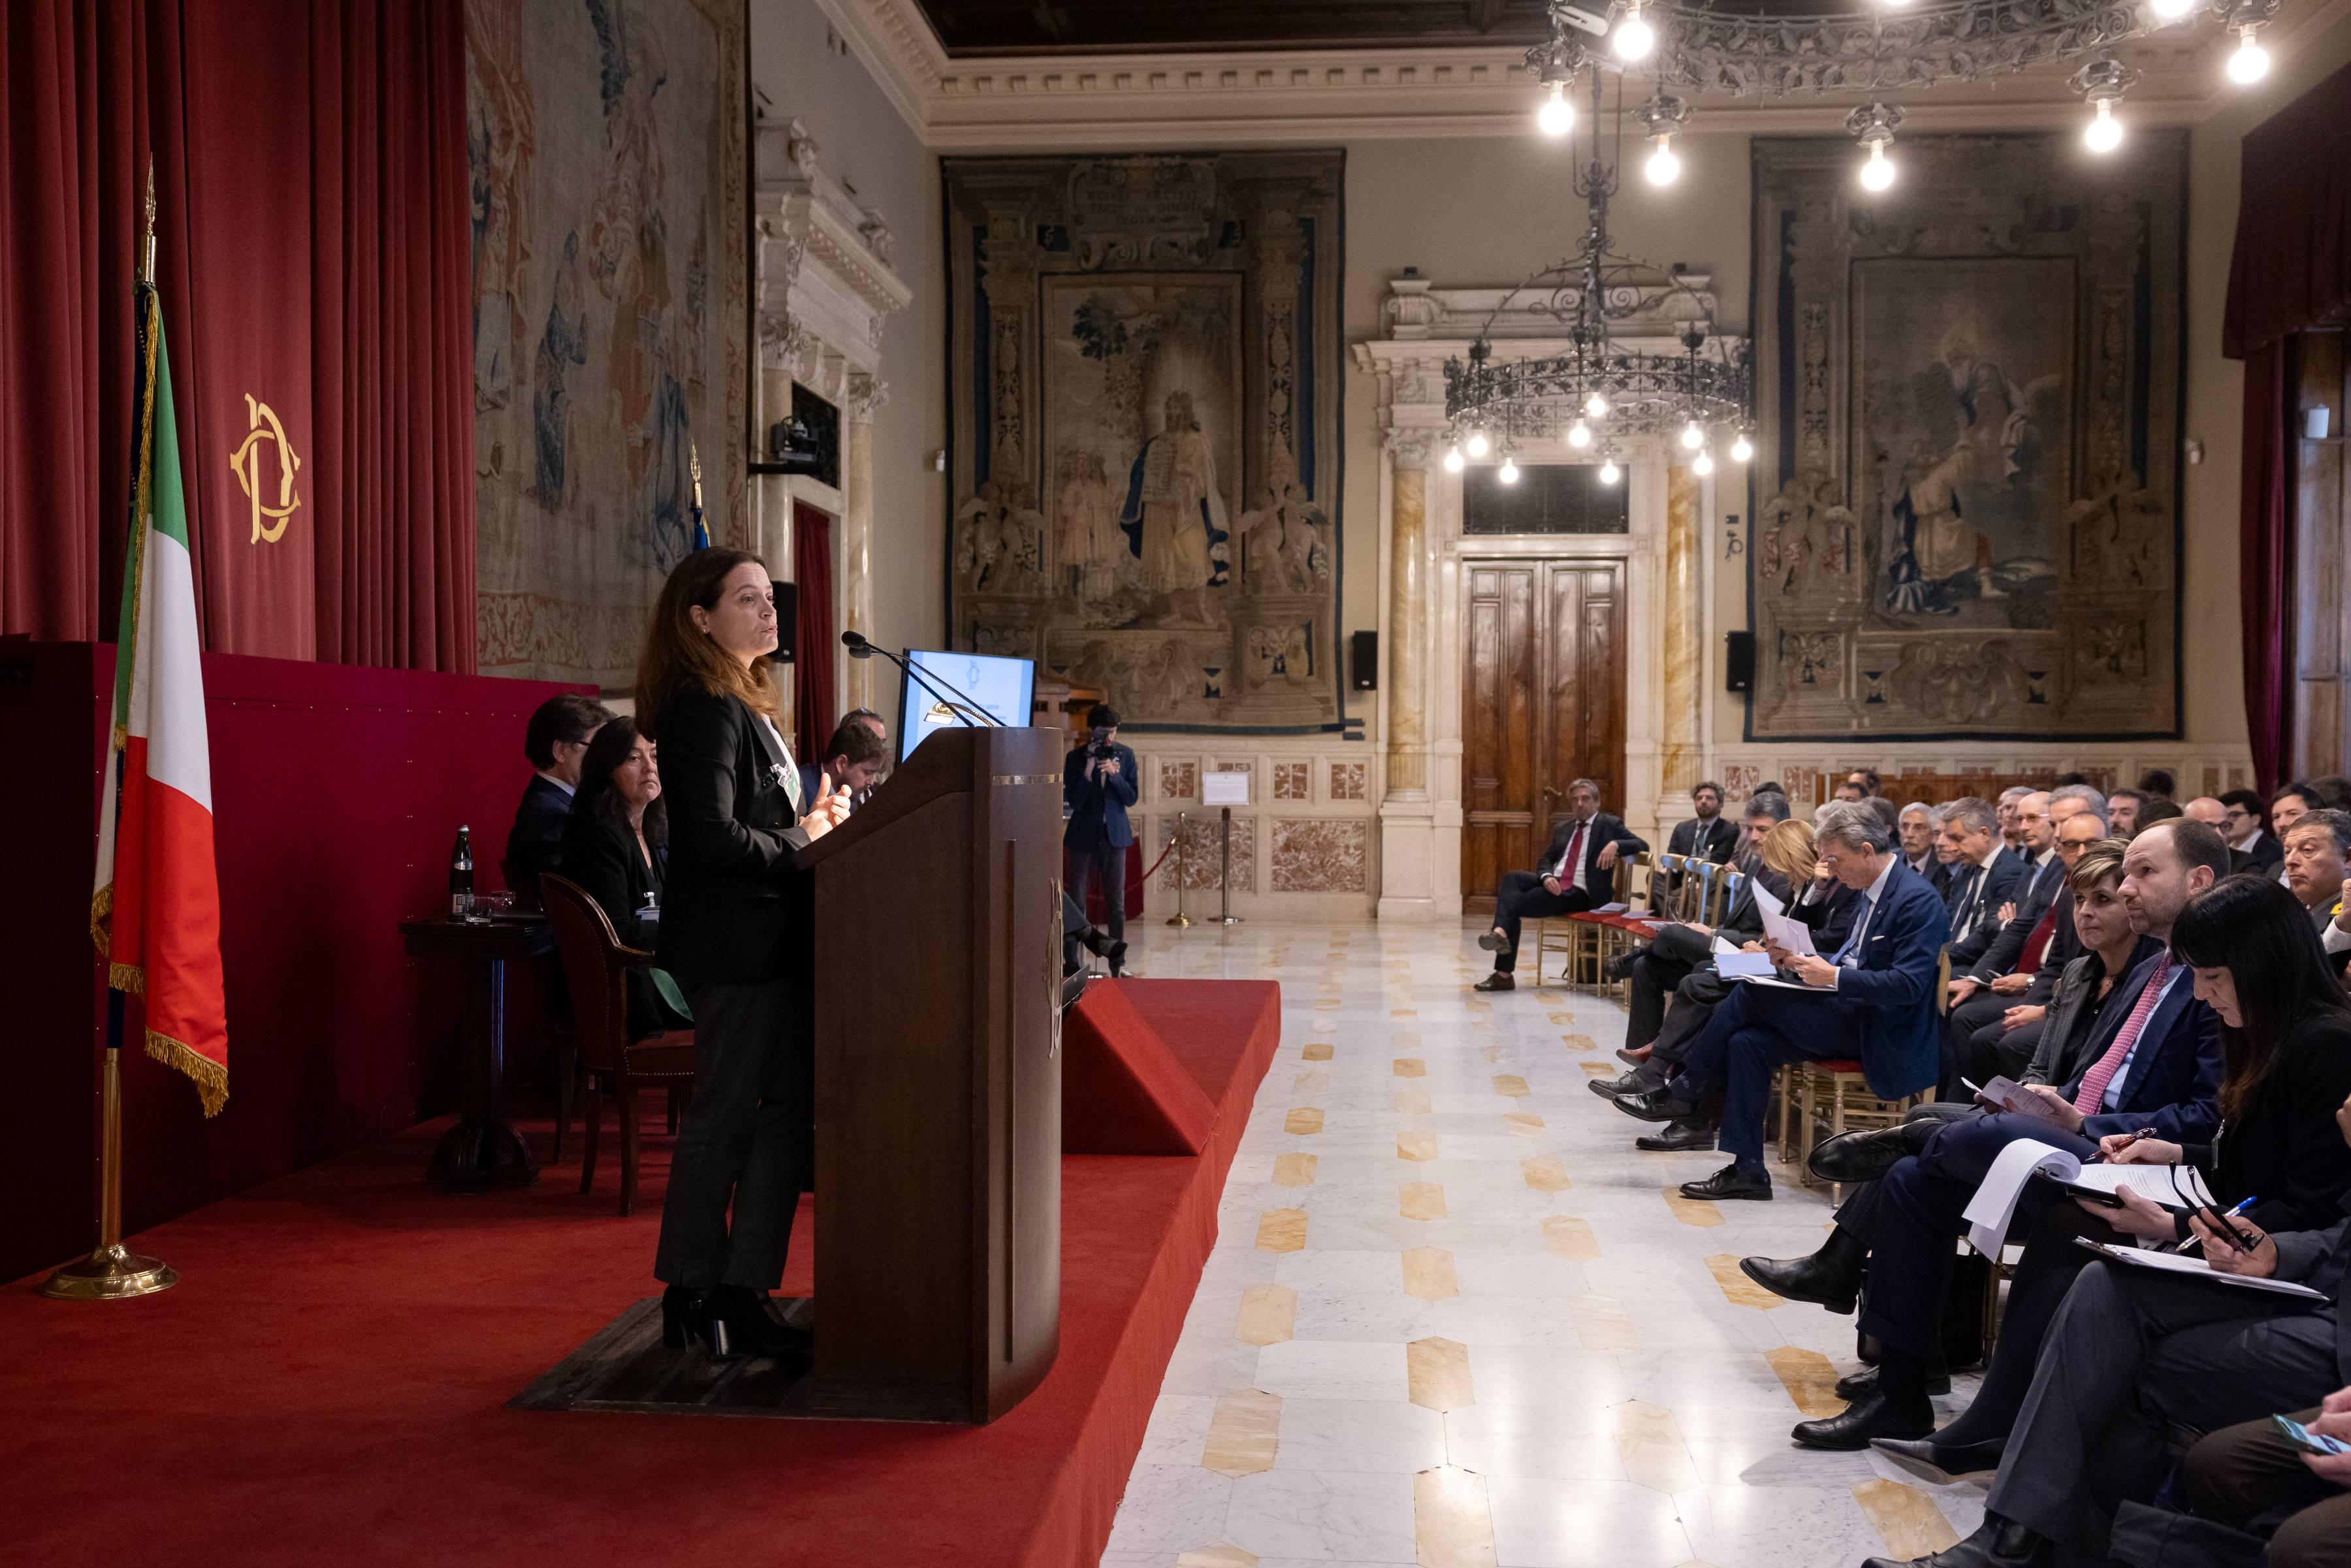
top-left (635, 548), bottom-right (782, 737)
top-left (2170, 872), bottom-right (2351, 1121)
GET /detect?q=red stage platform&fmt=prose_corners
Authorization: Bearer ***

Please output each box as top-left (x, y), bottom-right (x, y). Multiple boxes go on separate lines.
top-left (3, 978), bottom-right (1280, 1568)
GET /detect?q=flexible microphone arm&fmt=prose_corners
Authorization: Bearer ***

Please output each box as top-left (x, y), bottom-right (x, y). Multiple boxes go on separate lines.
top-left (841, 631), bottom-right (1004, 729)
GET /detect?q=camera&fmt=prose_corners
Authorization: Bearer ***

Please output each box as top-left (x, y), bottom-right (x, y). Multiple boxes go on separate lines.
top-left (1089, 726), bottom-right (1115, 760)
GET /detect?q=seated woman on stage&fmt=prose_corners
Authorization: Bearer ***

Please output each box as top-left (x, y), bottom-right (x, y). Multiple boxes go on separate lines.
top-left (637, 548), bottom-right (851, 1364)
top-left (557, 716), bottom-right (690, 1042)
top-left (1869, 872), bottom-right (2351, 1485)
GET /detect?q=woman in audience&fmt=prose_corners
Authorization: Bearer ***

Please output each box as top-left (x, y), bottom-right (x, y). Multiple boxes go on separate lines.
top-left (557, 716), bottom-right (690, 1041)
top-left (1875, 872), bottom-right (2351, 1484)
top-left (637, 548), bottom-right (851, 1363)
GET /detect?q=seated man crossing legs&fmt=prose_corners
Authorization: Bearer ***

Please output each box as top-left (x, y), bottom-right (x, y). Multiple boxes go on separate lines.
top-left (1472, 778), bottom-right (1646, 991)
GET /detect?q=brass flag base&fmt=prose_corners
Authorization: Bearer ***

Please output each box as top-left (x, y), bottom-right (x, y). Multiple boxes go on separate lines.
top-left (41, 1242), bottom-right (179, 1300)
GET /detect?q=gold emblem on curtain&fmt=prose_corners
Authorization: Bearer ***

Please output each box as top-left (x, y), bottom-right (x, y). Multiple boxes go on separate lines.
top-left (229, 394), bottom-right (302, 544)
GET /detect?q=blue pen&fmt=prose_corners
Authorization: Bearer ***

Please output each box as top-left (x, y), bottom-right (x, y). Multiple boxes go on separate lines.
top-left (2176, 1194), bottom-right (2258, 1254)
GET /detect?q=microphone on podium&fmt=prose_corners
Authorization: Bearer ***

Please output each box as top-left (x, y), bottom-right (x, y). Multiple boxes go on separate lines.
top-left (842, 631), bottom-right (1002, 728)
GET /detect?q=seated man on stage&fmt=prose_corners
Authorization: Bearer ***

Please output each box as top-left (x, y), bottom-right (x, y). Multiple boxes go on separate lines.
top-left (1473, 777), bottom-right (1646, 992)
top-left (505, 691), bottom-right (612, 904)
top-left (1610, 801), bottom-right (1947, 1200)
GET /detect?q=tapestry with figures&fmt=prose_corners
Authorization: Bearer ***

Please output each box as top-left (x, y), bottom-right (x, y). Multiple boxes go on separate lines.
top-left (1747, 133), bottom-right (2184, 741)
top-left (943, 152), bottom-right (1345, 733)
top-left (466, 0), bottom-right (747, 688)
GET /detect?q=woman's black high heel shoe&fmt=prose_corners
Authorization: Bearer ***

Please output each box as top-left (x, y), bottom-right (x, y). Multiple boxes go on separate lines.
top-left (661, 1284), bottom-right (714, 1351)
top-left (705, 1283), bottom-right (814, 1361)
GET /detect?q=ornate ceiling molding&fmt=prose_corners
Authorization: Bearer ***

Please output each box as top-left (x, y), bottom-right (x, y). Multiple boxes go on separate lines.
top-left (754, 117), bottom-right (913, 402)
top-left (815, 0), bottom-right (2350, 147)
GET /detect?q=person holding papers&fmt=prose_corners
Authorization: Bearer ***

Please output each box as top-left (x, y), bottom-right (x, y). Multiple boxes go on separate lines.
top-left (1473, 778), bottom-right (1646, 991)
top-left (1608, 802), bottom-right (1948, 1201)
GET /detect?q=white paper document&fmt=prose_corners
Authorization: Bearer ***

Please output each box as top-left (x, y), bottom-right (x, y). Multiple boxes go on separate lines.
top-left (1746, 880), bottom-right (1818, 957)
top-left (1714, 951), bottom-right (1775, 980)
top-left (1961, 1138), bottom-right (2215, 1255)
top-left (2072, 1240), bottom-right (2327, 1300)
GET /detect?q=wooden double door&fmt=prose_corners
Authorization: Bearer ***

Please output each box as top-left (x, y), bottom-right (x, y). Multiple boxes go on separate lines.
top-left (1461, 559), bottom-right (1628, 912)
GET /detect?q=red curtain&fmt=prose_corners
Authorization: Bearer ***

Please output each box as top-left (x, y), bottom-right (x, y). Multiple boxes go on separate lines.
top-left (792, 502), bottom-right (837, 764)
top-left (0, 0), bottom-right (474, 671)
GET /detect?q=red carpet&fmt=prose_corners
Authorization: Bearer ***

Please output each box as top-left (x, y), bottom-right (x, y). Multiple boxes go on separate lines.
top-left (3, 979), bottom-right (1281, 1568)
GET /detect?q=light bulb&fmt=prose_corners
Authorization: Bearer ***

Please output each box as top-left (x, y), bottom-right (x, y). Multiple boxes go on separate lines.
top-left (1645, 135), bottom-right (1680, 187)
top-left (1465, 428), bottom-right (1491, 458)
top-left (1614, 5), bottom-right (1655, 61)
top-left (1730, 432), bottom-right (1753, 463)
top-left (1859, 142), bottom-right (1896, 192)
top-left (1567, 419), bottom-right (1593, 449)
top-left (1680, 419), bottom-right (1705, 451)
top-left (1499, 457), bottom-right (1521, 484)
top-left (2084, 98), bottom-right (2123, 153)
top-left (2150, 0), bottom-right (2194, 18)
top-left (1443, 445), bottom-right (1465, 473)
top-left (1537, 82), bottom-right (1574, 138)
top-left (1693, 450), bottom-right (1714, 476)
top-left (2228, 26), bottom-right (2269, 83)
top-left (1599, 458), bottom-right (1621, 485)
top-left (1585, 391), bottom-right (1609, 419)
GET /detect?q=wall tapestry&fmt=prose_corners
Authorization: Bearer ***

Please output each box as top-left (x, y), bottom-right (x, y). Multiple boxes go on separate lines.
top-left (942, 152), bottom-right (1345, 733)
top-left (1748, 133), bottom-right (2184, 741)
top-left (466, 0), bottom-right (746, 688)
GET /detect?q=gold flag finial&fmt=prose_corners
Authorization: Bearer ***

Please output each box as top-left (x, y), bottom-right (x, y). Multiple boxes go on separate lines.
top-left (689, 440), bottom-right (704, 512)
top-left (142, 158), bottom-right (157, 285)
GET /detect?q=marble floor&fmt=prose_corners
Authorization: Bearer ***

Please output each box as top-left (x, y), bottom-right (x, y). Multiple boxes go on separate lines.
top-left (1099, 919), bottom-right (1987, 1568)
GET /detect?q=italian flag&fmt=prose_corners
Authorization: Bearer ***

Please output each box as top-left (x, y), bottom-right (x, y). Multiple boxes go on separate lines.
top-left (91, 283), bottom-right (228, 1115)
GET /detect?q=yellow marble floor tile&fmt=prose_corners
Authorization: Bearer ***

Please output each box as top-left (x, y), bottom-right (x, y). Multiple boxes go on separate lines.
top-left (1546, 1012), bottom-right (1575, 1027)
top-left (1398, 1131), bottom-right (1439, 1161)
top-left (1851, 1479), bottom-right (1959, 1560)
top-left (1413, 1464), bottom-right (1499, 1568)
top-left (1284, 1108), bottom-right (1325, 1135)
top-left (1396, 1087), bottom-right (1435, 1115)
top-left (1522, 1157), bottom-right (1573, 1192)
top-left (1407, 1336), bottom-right (1476, 1412)
top-left (1569, 1294), bottom-right (1640, 1352)
top-left (1234, 1283), bottom-right (1297, 1347)
top-left (1256, 1208), bottom-right (1309, 1253)
top-left (1202, 1388), bottom-right (1283, 1477)
top-left (1542, 1215), bottom-right (1600, 1260)
top-left (1465, 997), bottom-right (1493, 1014)
top-left (1401, 1181), bottom-right (1448, 1221)
top-left (1271, 1152), bottom-right (1318, 1187)
top-left (1300, 1039), bottom-right (1333, 1061)
top-left (1706, 1254), bottom-right (1782, 1309)
top-left (1614, 1401), bottom-right (1699, 1492)
top-left (1563, 1032), bottom-right (1599, 1051)
top-left (1503, 1112), bottom-right (1546, 1137)
top-left (1661, 1187), bottom-right (1724, 1228)
top-left (1767, 1346), bottom-right (1846, 1418)
top-left (1482, 1044), bottom-right (1507, 1064)
top-left (1578, 1061), bottom-right (1618, 1077)
top-left (1393, 1057), bottom-right (1427, 1078)
top-left (1391, 1008), bottom-right (1420, 1018)
top-left (1177, 1546), bottom-right (1259, 1568)
top-left (1403, 1246), bottom-right (1459, 1301)
top-left (1492, 1074), bottom-right (1530, 1096)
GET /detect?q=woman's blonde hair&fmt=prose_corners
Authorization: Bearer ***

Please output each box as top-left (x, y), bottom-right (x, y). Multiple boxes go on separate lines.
top-left (1757, 819), bottom-right (1817, 885)
top-left (635, 548), bottom-right (782, 737)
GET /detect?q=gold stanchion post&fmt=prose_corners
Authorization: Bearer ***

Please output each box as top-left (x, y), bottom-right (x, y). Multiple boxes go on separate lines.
top-left (1166, 810), bottom-right (1192, 927)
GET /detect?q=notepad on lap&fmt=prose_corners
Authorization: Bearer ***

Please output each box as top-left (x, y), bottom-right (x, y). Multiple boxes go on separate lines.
top-left (1961, 1139), bottom-right (2215, 1255)
top-left (1715, 951), bottom-right (1774, 979)
top-left (2071, 1240), bottom-right (2327, 1300)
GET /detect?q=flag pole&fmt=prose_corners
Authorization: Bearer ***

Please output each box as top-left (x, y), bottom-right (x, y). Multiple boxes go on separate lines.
top-left (44, 161), bottom-right (178, 1302)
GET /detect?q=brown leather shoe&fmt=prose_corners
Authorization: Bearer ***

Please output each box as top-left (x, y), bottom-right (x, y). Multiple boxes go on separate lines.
top-left (1473, 972), bottom-right (1516, 992)
top-left (1616, 1043), bottom-right (1654, 1065)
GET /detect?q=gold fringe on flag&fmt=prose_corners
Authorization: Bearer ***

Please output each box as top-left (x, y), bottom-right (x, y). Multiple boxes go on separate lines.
top-left (91, 882), bottom-right (114, 959)
top-left (144, 1029), bottom-right (227, 1118)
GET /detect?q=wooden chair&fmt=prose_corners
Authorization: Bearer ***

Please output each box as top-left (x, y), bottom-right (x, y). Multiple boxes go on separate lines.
top-left (539, 874), bottom-right (697, 1215)
top-left (1790, 946), bottom-right (1951, 1193)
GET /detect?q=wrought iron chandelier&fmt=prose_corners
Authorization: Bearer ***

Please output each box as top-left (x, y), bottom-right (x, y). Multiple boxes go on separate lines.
top-left (1441, 71), bottom-right (1754, 486)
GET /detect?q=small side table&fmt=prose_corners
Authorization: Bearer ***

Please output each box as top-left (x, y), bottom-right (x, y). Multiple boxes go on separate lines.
top-left (400, 914), bottom-right (555, 1191)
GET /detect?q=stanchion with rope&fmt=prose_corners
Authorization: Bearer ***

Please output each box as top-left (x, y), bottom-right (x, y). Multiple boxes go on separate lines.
top-left (1161, 812), bottom-right (1191, 927)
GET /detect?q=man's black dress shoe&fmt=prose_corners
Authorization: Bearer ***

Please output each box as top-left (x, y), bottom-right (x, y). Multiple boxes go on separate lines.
top-left (1586, 1066), bottom-right (1665, 1100)
top-left (1473, 972), bottom-right (1515, 992)
top-left (1680, 1161), bottom-right (1771, 1201)
top-left (1807, 1121), bottom-right (1934, 1185)
top-left (1861, 1516), bottom-right (2049, 1568)
top-left (1835, 1364), bottom-right (1951, 1400)
top-left (1872, 1433), bottom-right (2006, 1486)
top-left (1738, 1226), bottom-right (1864, 1313)
top-left (1612, 1087), bottom-right (1700, 1123)
top-left (1605, 948), bottom-right (1643, 982)
top-left (1791, 1388), bottom-right (1934, 1450)
top-left (1477, 929), bottom-right (1509, 953)
top-left (1636, 1118), bottom-right (1716, 1152)
top-left (705, 1283), bottom-right (814, 1361)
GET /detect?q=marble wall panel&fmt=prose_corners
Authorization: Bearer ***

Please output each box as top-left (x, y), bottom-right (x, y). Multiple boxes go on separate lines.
top-left (1162, 811), bottom-right (1257, 894)
top-left (1272, 819), bottom-right (1369, 893)
top-left (1273, 761), bottom-right (1313, 801)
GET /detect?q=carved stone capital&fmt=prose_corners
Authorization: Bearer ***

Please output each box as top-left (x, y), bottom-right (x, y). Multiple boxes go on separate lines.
top-left (1383, 427), bottom-right (1437, 470)
top-left (846, 373), bottom-right (890, 421)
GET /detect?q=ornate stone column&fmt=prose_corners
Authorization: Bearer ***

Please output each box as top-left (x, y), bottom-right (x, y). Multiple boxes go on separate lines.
top-left (1661, 462), bottom-right (1704, 793)
top-left (842, 372), bottom-right (886, 711)
top-left (1386, 432), bottom-right (1431, 797)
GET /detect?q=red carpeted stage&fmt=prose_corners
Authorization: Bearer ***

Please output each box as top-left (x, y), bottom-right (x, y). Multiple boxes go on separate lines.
top-left (4, 977), bottom-right (1279, 1568)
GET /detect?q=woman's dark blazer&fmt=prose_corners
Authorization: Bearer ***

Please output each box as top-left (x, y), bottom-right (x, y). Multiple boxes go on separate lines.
top-left (649, 686), bottom-right (811, 988)
top-left (558, 805), bottom-right (676, 1040)
top-left (2183, 1010), bottom-right (2351, 1240)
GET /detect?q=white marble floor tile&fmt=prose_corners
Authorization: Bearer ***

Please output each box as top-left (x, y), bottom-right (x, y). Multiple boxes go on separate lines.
top-left (1486, 1474), bottom-right (1693, 1568)
top-left (1270, 1396), bottom-right (1448, 1473)
top-left (1253, 1338), bottom-right (1411, 1403)
top-left (1223, 1468), bottom-right (1420, 1563)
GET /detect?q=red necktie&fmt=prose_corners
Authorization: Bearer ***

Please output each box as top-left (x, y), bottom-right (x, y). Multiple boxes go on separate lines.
top-left (1561, 822), bottom-right (1588, 893)
top-left (2018, 906), bottom-right (2060, 974)
top-left (2073, 956), bottom-right (2171, 1115)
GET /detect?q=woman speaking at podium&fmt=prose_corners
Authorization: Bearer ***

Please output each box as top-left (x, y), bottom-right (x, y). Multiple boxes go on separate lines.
top-left (636, 547), bottom-right (850, 1360)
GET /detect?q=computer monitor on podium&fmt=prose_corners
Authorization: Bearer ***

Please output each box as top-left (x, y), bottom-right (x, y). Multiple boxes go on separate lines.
top-left (896, 649), bottom-right (1036, 761)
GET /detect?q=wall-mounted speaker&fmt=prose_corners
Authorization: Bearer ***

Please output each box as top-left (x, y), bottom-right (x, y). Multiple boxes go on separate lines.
top-left (769, 581), bottom-right (799, 662)
top-left (1725, 630), bottom-right (1755, 694)
top-left (1350, 630), bottom-right (1379, 691)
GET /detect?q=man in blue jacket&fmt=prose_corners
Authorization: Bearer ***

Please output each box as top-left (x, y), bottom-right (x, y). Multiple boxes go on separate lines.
top-left (1613, 801), bottom-right (1951, 1200)
top-left (1063, 703), bottom-right (1138, 966)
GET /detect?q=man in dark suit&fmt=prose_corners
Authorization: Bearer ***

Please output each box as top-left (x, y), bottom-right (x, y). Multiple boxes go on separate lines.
top-left (2222, 786), bottom-right (2286, 875)
top-left (1940, 790), bottom-right (2065, 1090)
top-left (1613, 794), bottom-right (1786, 1059)
top-left (799, 715), bottom-right (889, 814)
top-left (1663, 780), bottom-right (1741, 878)
top-left (1938, 796), bottom-right (2028, 971)
top-left (1063, 703), bottom-right (1138, 950)
top-left (1941, 804), bottom-right (2107, 1088)
top-left (1474, 777), bottom-right (1647, 992)
top-left (1895, 802), bottom-right (1949, 895)
top-left (1772, 818), bottom-right (2230, 1454)
top-left (1611, 801), bottom-right (1950, 1200)
top-left (504, 692), bottom-right (613, 903)
top-left (2286, 811), bottom-right (2351, 974)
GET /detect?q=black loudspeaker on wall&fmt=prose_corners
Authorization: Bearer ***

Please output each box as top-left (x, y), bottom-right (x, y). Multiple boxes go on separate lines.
top-left (769, 581), bottom-right (799, 662)
top-left (1725, 631), bottom-right (1756, 693)
top-left (1350, 630), bottom-right (1379, 691)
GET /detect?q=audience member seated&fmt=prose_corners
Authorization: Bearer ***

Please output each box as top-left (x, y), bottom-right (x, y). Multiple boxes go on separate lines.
top-left (1940, 803), bottom-right (2108, 1089)
top-left (2220, 787), bottom-right (2284, 874)
top-left (2145, 1388), bottom-right (2351, 1568)
top-left (1063, 703), bottom-right (1138, 951)
top-left (1607, 798), bottom-right (1792, 1049)
top-left (1938, 796), bottom-right (2028, 971)
top-left (1941, 789), bottom-right (2105, 1090)
top-left (2286, 808), bottom-right (2351, 973)
top-left (2136, 794), bottom-right (2185, 832)
top-left (1608, 801), bottom-right (1947, 1201)
top-left (2107, 786), bottom-right (2147, 837)
top-left (1061, 890), bottom-right (1127, 985)
top-left (1896, 803), bottom-right (1947, 893)
top-left (1995, 786), bottom-right (2032, 854)
top-left (2186, 794), bottom-right (2230, 831)
top-left (1473, 777), bottom-right (1646, 993)
top-left (1662, 780), bottom-right (1740, 890)
top-left (558, 717), bottom-right (691, 1040)
top-left (1755, 821), bottom-right (2233, 1454)
top-left (799, 715), bottom-right (889, 812)
top-left (506, 692), bottom-right (612, 903)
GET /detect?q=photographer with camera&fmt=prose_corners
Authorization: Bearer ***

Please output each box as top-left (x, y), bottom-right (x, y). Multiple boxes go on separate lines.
top-left (1064, 703), bottom-right (1138, 974)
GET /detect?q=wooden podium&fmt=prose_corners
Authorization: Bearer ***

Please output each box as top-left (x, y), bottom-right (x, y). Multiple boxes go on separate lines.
top-left (793, 725), bottom-right (1064, 1422)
